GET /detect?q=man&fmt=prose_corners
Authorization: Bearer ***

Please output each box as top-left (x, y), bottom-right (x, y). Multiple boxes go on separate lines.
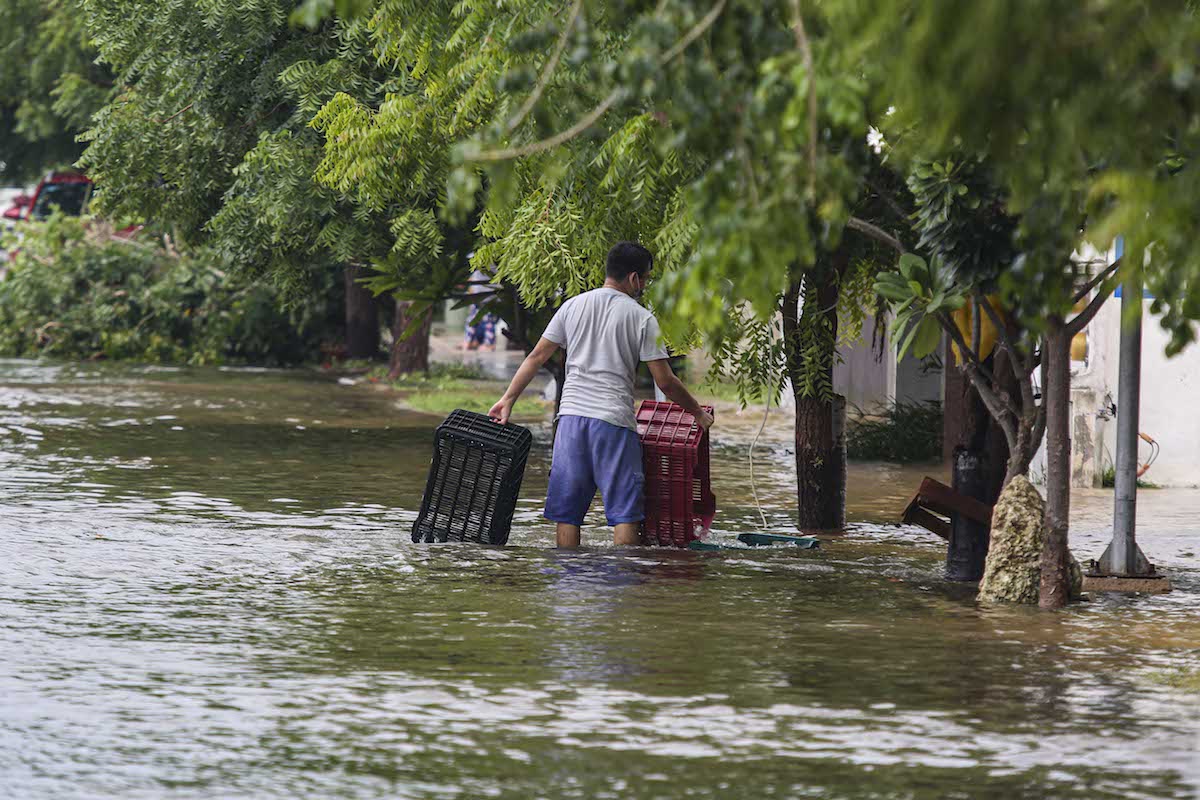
top-left (488, 241), bottom-right (714, 547)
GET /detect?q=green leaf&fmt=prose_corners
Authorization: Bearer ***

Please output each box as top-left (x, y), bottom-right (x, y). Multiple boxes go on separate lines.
top-left (896, 318), bottom-right (921, 359)
top-left (911, 316), bottom-right (943, 358)
top-left (898, 253), bottom-right (928, 283)
top-left (875, 277), bottom-right (911, 301)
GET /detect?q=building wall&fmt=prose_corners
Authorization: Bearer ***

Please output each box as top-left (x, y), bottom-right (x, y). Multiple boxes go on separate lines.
top-left (1027, 278), bottom-right (1200, 489)
top-left (833, 317), bottom-right (891, 413)
top-left (1072, 294), bottom-right (1200, 488)
top-left (832, 313), bottom-right (941, 413)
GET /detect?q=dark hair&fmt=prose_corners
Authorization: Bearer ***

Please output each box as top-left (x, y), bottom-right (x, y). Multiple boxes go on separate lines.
top-left (605, 241), bottom-right (653, 281)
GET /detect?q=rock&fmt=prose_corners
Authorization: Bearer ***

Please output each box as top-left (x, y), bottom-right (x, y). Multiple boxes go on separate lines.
top-left (978, 475), bottom-right (1085, 604)
top-left (978, 476), bottom-right (1045, 603)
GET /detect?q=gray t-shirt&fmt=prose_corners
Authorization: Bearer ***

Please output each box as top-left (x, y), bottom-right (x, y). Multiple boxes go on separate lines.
top-left (542, 287), bottom-right (670, 431)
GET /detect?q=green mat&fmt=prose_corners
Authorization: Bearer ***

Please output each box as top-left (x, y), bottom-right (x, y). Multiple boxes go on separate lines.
top-left (686, 534), bottom-right (821, 552)
top-left (737, 532), bottom-right (821, 549)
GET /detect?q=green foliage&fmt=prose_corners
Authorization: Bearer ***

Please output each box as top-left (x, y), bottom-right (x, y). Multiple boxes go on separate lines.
top-left (704, 314), bottom-right (787, 407)
top-left (1099, 466), bottom-right (1158, 491)
top-left (80, 0), bottom-right (326, 244)
top-left (846, 401), bottom-right (942, 463)
top-left (906, 158), bottom-right (1017, 287)
top-left (0, 0), bottom-right (112, 181)
top-left (78, 0), bottom-right (475, 354)
top-left (305, 1), bottom-right (886, 373)
top-left (0, 215), bottom-right (339, 364)
top-left (875, 254), bottom-right (964, 359)
top-left (853, 2), bottom-right (1200, 351)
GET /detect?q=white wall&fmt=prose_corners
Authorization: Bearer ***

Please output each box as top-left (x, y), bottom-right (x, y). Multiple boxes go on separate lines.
top-left (833, 314), bottom-right (892, 413)
top-left (1037, 279), bottom-right (1200, 488)
top-left (1087, 295), bottom-right (1200, 487)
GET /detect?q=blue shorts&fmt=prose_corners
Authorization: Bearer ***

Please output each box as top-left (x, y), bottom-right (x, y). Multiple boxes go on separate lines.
top-left (545, 415), bottom-right (645, 526)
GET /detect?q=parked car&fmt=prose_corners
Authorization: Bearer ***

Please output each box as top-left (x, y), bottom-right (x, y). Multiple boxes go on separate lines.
top-left (25, 171), bottom-right (93, 220)
top-left (2, 191), bottom-right (32, 221)
top-left (3, 172), bottom-right (142, 266)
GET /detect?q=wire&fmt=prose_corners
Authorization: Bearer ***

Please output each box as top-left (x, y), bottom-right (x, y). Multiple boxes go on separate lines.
top-left (1137, 432), bottom-right (1159, 477)
top-left (749, 379), bottom-right (772, 530)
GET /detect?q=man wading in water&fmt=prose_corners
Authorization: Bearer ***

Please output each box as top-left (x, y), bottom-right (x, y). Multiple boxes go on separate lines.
top-left (489, 242), bottom-right (713, 547)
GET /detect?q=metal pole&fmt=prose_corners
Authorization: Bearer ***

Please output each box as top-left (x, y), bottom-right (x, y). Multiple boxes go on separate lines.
top-left (1090, 242), bottom-right (1165, 589)
top-left (1110, 264), bottom-right (1142, 574)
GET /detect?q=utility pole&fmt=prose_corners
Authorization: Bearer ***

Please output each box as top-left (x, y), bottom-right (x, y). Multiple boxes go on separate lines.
top-left (1090, 239), bottom-right (1168, 590)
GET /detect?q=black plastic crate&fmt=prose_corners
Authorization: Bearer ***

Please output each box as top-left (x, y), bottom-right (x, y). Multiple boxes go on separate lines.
top-left (411, 409), bottom-right (533, 545)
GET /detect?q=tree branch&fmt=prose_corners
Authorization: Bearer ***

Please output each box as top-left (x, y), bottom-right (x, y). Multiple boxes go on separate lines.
top-left (971, 297), bottom-right (982, 354)
top-left (960, 357), bottom-right (1019, 452)
top-left (469, 89), bottom-right (624, 162)
top-left (1031, 380), bottom-right (1047, 449)
top-left (978, 297), bottom-right (1037, 417)
top-left (1066, 274), bottom-right (1120, 336)
top-left (470, 0), bottom-right (727, 163)
top-left (1072, 257), bottom-right (1120, 305)
top-left (864, 175), bottom-right (909, 225)
top-left (789, 0), bottom-right (817, 198)
top-left (978, 295), bottom-right (1032, 378)
top-left (505, 0), bottom-right (583, 134)
top-left (156, 102), bottom-right (193, 124)
top-left (660, 0), bottom-right (728, 62)
top-left (846, 215), bottom-right (906, 254)
top-left (937, 310), bottom-right (1022, 420)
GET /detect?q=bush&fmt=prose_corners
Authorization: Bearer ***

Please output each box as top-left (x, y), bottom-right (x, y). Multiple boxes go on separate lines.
top-left (0, 215), bottom-right (341, 365)
top-left (846, 401), bottom-right (942, 462)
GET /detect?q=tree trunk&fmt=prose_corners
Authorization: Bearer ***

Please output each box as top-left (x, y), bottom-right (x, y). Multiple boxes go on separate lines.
top-left (947, 448), bottom-right (990, 580)
top-left (388, 300), bottom-right (432, 378)
top-left (785, 270), bottom-right (846, 531)
top-left (1039, 318), bottom-right (1073, 609)
top-left (343, 263), bottom-right (380, 359)
top-left (794, 394), bottom-right (847, 530)
top-left (942, 340), bottom-right (1013, 504)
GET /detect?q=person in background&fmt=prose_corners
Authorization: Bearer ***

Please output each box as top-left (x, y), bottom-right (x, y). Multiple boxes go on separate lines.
top-left (488, 241), bottom-right (713, 547)
top-left (463, 268), bottom-right (498, 351)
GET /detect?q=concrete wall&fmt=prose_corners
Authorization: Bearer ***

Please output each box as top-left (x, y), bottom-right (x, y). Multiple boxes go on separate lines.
top-left (831, 313), bottom-right (942, 413)
top-left (1024, 240), bottom-right (1200, 488)
top-left (1069, 294), bottom-right (1200, 488)
top-left (833, 317), bottom-right (891, 413)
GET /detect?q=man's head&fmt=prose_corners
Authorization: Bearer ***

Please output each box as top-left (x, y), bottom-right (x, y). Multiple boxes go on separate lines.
top-left (605, 241), bottom-right (653, 299)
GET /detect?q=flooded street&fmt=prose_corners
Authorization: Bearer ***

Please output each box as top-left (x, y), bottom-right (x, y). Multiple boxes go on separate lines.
top-left (1, 359), bottom-right (1197, 799)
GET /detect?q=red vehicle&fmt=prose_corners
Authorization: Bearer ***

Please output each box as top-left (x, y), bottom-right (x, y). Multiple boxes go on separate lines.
top-left (23, 171), bottom-right (94, 220)
top-left (3, 172), bottom-right (140, 265)
top-left (2, 192), bottom-right (32, 221)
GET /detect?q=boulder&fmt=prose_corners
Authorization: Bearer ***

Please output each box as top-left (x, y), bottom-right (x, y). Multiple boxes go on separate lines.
top-left (978, 475), bottom-right (1084, 603)
top-left (979, 476), bottom-right (1045, 603)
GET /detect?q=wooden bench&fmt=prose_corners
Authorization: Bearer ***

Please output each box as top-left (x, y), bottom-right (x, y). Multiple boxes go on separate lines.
top-left (902, 477), bottom-right (993, 540)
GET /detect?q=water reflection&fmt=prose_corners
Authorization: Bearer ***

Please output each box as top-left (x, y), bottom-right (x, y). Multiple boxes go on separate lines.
top-left (0, 359), bottom-right (1196, 799)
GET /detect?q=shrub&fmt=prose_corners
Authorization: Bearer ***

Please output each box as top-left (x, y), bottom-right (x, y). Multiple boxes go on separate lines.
top-left (846, 401), bottom-right (943, 463)
top-left (0, 215), bottom-right (341, 365)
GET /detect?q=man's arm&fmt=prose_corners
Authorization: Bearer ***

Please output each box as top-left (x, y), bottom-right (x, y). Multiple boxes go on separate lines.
top-left (646, 359), bottom-right (714, 430)
top-left (488, 337), bottom-right (561, 424)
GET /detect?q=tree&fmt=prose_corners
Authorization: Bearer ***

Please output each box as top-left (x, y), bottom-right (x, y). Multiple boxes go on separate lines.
top-left (77, 1), bottom-right (399, 362)
top-left (0, 0), bottom-right (112, 182)
top-left (857, 2), bottom-right (1200, 607)
top-left (310, 0), bottom-right (911, 528)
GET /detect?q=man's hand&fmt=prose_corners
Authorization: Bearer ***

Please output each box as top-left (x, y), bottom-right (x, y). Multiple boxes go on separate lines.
top-left (489, 337), bottom-right (561, 426)
top-left (488, 396), bottom-right (514, 425)
top-left (695, 409), bottom-right (714, 431)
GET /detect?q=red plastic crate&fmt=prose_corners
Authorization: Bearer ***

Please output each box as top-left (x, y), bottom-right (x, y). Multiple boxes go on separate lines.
top-left (636, 400), bottom-right (716, 547)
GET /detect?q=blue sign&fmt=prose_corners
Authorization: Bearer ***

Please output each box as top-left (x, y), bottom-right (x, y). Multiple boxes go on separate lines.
top-left (1111, 236), bottom-right (1153, 299)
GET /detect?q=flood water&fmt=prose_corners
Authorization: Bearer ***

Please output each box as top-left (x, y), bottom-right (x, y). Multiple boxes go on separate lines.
top-left (1, 359), bottom-right (1197, 799)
